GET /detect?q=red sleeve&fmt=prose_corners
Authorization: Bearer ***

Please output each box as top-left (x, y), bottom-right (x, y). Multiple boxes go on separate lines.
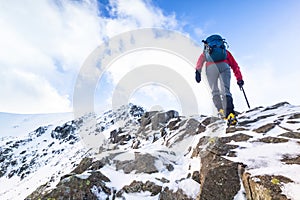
top-left (226, 50), bottom-right (243, 81)
top-left (196, 53), bottom-right (205, 70)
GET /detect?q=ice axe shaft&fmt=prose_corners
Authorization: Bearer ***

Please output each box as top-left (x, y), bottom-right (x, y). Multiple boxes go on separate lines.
top-left (241, 86), bottom-right (250, 109)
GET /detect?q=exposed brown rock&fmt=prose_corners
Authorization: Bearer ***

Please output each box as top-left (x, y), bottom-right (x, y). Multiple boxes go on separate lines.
top-left (242, 173), bottom-right (291, 200)
top-left (288, 113), bottom-right (300, 119)
top-left (192, 171), bottom-right (200, 184)
top-left (286, 120), bottom-right (300, 124)
top-left (159, 187), bottom-right (194, 200)
top-left (120, 180), bottom-right (162, 196)
top-left (151, 110), bottom-right (178, 130)
top-left (219, 133), bottom-right (253, 143)
top-left (199, 151), bottom-right (241, 200)
top-left (263, 102), bottom-right (290, 111)
top-left (191, 136), bottom-right (210, 158)
top-left (226, 126), bottom-right (249, 133)
top-left (115, 153), bottom-right (158, 174)
top-left (167, 117), bottom-right (181, 130)
top-left (281, 154), bottom-right (300, 165)
top-left (201, 116), bottom-right (220, 126)
top-left (26, 171), bottom-right (111, 200)
top-left (254, 136), bottom-right (289, 143)
top-left (71, 157), bottom-right (93, 174)
top-left (253, 123), bottom-right (276, 133)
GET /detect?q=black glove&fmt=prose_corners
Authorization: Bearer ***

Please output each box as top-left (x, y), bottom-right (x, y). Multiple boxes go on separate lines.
top-left (237, 80), bottom-right (244, 89)
top-left (195, 70), bottom-right (201, 83)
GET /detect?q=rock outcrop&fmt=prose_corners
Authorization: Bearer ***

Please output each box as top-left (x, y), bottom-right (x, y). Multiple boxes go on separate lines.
top-left (1, 102), bottom-right (300, 200)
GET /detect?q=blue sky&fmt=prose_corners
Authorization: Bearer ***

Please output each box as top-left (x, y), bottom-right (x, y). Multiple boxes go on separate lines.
top-left (1, 0), bottom-right (300, 114)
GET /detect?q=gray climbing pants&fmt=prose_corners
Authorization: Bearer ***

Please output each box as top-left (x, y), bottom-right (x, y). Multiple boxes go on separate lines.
top-left (205, 62), bottom-right (234, 116)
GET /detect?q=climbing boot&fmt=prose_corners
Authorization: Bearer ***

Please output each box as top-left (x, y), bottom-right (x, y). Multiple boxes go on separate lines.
top-left (226, 113), bottom-right (237, 126)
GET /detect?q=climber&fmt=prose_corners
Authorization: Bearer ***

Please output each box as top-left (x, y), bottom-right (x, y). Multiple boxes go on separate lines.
top-left (195, 34), bottom-right (244, 125)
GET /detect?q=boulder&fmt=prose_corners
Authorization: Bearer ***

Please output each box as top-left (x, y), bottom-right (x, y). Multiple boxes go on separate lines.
top-left (151, 110), bottom-right (179, 130)
top-left (117, 180), bottom-right (162, 196)
top-left (159, 187), bottom-right (194, 200)
top-left (253, 123), bottom-right (276, 133)
top-left (115, 153), bottom-right (158, 174)
top-left (242, 173), bottom-right (291, 200)
top-left (26, 171), bottom-right (111, 200)
top-left (199, 151), bottom-right (241, 200)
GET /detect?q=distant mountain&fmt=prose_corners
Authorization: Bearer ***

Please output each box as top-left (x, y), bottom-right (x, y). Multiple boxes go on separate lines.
top-left (1, 102), bottom-right (300, 200)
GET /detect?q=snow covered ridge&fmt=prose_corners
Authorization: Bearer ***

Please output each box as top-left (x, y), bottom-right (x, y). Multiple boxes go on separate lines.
top-left (1, 102), bottom-right (300, 200)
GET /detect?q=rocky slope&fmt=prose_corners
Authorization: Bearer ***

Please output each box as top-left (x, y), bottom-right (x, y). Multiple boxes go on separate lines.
top-left (1, 102), bottom-right (300, 200)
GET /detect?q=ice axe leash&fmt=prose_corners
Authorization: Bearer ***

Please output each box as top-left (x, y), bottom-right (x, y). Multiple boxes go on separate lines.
top-left (240, 86), bottom-right (250, 109)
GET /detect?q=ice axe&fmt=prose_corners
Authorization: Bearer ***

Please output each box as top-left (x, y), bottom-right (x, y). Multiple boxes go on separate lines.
top-left (240, 86), bottom-right (250, 109)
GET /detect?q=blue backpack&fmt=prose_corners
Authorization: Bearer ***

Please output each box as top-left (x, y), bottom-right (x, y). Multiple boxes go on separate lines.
top-left (202, 35), bottom-right (228, 62)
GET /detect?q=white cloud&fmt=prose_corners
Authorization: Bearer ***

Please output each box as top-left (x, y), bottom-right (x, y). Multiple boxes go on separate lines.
top-left (130, 84), bottom-right (182, 112)
top-left (0, 69), bottom-right (71, 113)
top-left (94, 49), bottom-right (213, 116)
top-left (0, 0), bottom-right (180, 114)
top-left (110, 0), bottom-right (177, 28)
top-left (0, 0), bottom-right (102, 113)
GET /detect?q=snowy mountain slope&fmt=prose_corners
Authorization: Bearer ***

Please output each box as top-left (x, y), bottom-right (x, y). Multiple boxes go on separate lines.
top-left (0, 117), bottom-right (87, 199)
top-left (1, 102), bottom-right (300, 200)
top-left (0, 104), bottom-right (146, 200)
top-left (0, 112), bottom-right (74, 138)
top-left (225, 102), bottom-right (300, 199)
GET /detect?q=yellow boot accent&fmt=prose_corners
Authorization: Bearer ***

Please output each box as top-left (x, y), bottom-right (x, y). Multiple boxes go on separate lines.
top-left (218, 109), bottom-right (225, 119)
top-left (226, 113), bottom-right (237, 126)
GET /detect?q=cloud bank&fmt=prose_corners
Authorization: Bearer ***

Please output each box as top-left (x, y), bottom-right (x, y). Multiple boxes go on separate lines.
top-left (0, 0), bottom-right (179, 114)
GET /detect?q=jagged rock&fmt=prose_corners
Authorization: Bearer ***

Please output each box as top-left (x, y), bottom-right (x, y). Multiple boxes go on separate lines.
top-left (197, 122), bottom-right (206, 134)
top-left (199, 151), bottom-right (241, 200)
top-left (159, 187), bottom-right (193, 200)
top-left (288, 113), bottom-right (300, 119)
top-left (131, 139), bottom-right (140, 149)
top-left (183, 118), bottom-right (201, 135)
top-left (123, 180), bottom-right (143, 193)
top-left (90, 158), bottom-right (108, 170)
top-left (168, 119), bottom-right (201, 146)
top-left (115, 153), bottom-right (158, 174)
top-left (191, 136), bottom-right (214, 158)
top-left (281, 154), bottom-right (300, 165)
top-left (51, 121), bottom-right (78, 142)
top-left (151, 110), bottom-right (179, 130)
top-left (219, 133), bottom-right (253, 143)
top-left (34, 126), bottom-right (47, 137)
top-left (110, 128), bottom-right (131, 144)
top-left (129, 104), bottom-right (145, 117)
top-left (140, 111), bottom-right (159, 127)
top-left (279, 131), bottom-right (300, 139)
top-left (167, 117), bottom-right (181, 130)
top-left (244, 106), bottom-right (263, 114)
top-left (192, 171), bottom-right (200, 184)
top-left (6, 103), bottom-right (300, 200)
top-left (238, 114), bottom-right (276, 127)
top-left (155, 177), bottom-right (170, 183)
top-left (263, 102), bottom-right (290, 111)
top-left (226, 126), bottom-right (249, 133)
top-left (196, 134), bottom-right (249, 199)
top-left (206, 139), bottom-right (239, 156)
top-left (254, 136), bottom-right (289, 143)
top-left (201, 116), bottom-right (220, 126)
top-left (138, 110), bottom-right (178, 134)
top-left (71, 157), bottom-right (93, 174)
top-left (25, 183), bottom-right (51, 200)
top-left (253, 123), bottom-right (276, 133)
top-left (242, 173), bottom-right (292, 200)
top-left (286, 120), bottom-right (300, 124)
top-left (165, 163), bottom-right (174, 171)
top-left (121, 180), bottom-right (162, 196)
top-left (26, 171), bottom-right (111, 200)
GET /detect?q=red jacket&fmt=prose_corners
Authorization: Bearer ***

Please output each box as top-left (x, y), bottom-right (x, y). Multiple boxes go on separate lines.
top-left (196, 50), bottom-right (243, 81)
